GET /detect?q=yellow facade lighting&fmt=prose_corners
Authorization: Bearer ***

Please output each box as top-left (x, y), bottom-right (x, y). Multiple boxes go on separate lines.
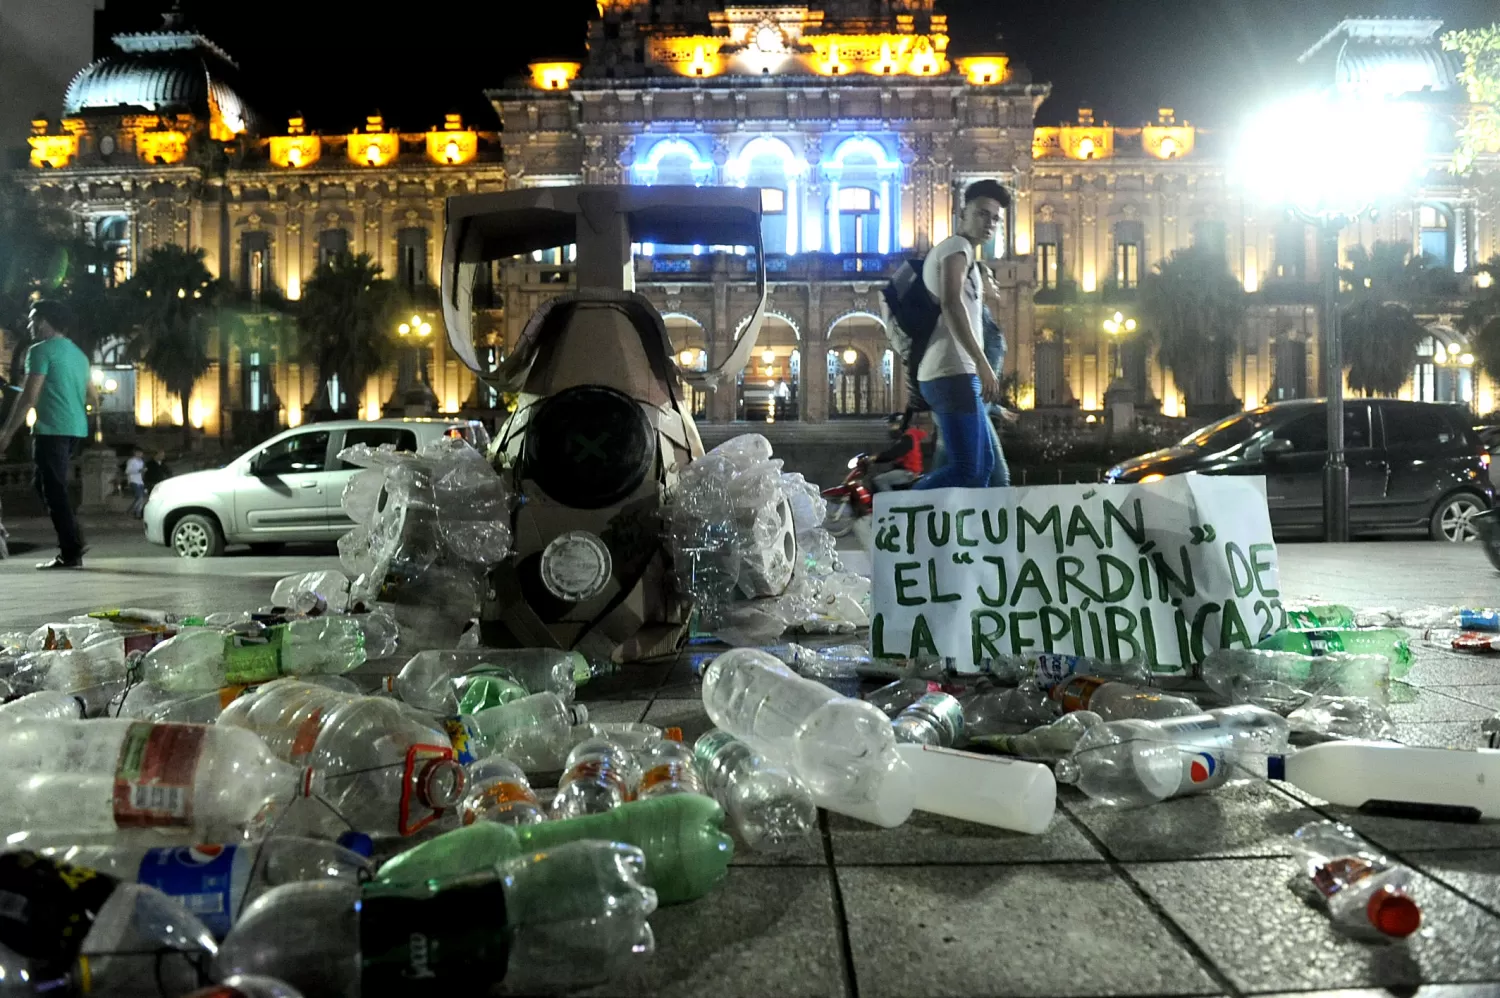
top-left (349, 119), bottom-right (398, 167)
top-left (137, 130), bottom-right (189, 164)
top-left (425, 120), bottom-right (477, 166)
top-left (529, 61), bottom-right (582, 90)
top-left (957, 56), bottom-right (1009, 86)
top-left (28, 123), bottom-right (76, 169)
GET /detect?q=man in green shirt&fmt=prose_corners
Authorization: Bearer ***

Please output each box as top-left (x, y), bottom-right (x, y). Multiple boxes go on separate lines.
top-left (0, 300), bottom-right (96, 568)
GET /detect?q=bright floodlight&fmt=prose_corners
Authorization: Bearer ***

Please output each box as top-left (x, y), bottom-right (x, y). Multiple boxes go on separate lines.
top-left (1235, 92), bottom-right (1429, 219)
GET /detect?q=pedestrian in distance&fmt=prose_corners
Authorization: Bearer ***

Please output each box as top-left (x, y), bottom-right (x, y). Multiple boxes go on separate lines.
top-left (0, 299), bottom-right (96, 569)
top-left (144, 449), bottom-right (172, 495)
top-left (125, 445), bottom-right (147, 519)
top-left (913, 178), bottom-right (1009, 490)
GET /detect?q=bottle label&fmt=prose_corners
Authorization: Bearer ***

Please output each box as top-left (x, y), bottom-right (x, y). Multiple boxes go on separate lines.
top-left (223, 633), bottom-right (283, 686)
top-left (359, 875), bottom-right (510, 993)
top-left (0, 852), bottom-right (119, 978)
top-left (217, 685), bottom-right (250, 710)
top-left (289, 708), bottom-right (326, 763)
top-left (1054, 676), bottom-right (1109, 713)
top-left (461, 782), bottom-right (538, 826)
top-left (640, 761), bottom-right (692, 795)
top-left (692, 730), bottom-right (737, 770)
top-left (909, 692), bottom-right (967, 743)
top-left (1451, 632), bottom-right (1500, 652)
top-left (113, 722), bottom-right (205, 828)
top-left (135, 845), bottom-right (239, 938)
top-left (121, 629), bottom-right (173, 657)
top-left (1177, 748), bottom-right (1232, 794)
top-left (1309, 856), bottom-right (1378, 899)
top-left (1302, 630), bottom-right (1346, 656)
top-left (1460, 609), bottom-right (1500, 632)
top-left (442, 715), bottom-right (483, 766)
top-left (1033, 654), bottom-right (1084, 690)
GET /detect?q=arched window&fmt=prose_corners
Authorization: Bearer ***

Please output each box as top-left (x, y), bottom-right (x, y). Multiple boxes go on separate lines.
top-left (826, 136), bottom-right (899, 257)
top-left (737, 314), bottom-right (800, 421)
top-left (728, 137), bottom-right (803, 255)
top-left (633, 139), bottom-right (714, 256)
top-left (664, 313), bottom-right (710, 419)
top-left (827, 312), bottom-right (891, 416)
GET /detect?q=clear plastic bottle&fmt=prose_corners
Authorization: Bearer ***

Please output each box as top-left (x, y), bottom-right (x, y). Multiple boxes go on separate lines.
top-left (1286, 696), bottom-right (1399, 743)
top-left (219, 679), bottom-right (363, 765)
top-left (970, 711), bottom-right (1104, 761)
top-left (891, 691), bottom-right (966, 746)
top-left (1420, 628), bottom-right (1500, 653)
top-left (455, 674), bottom-right (529, 714)
top-left (1291, 820), bottom-right (1421, 938)
top-left (115, 683), bottom-right (227, 725)
top-left (311, 697), bottom-right (466, 838)
top-left (568, 721), bottom-right (663, 753)
top-left (0, 721), bottom-right (311, 844)
top-left (184, 976), bottom-right (306, 998)
top-left (214, 840), bottom-right (657, 997)
top-left (0, 690), bottom-right (84, 721)
top-left (865, 678), bottom-right (941, 717)
top-left (638, 738), bottom-right (706, 799)
top-left (40, 836), bottom-right (373, 939)
top-left (270, 570), bottom-right (351, 614)
top-left (455, 692), bottom-right (586, 771)
top-left (1283, 604), bottom-right (1357, 629)
top-left (460, 756), bottom-right (546, 826)
top-left (990, 653), bottom-right (1152, 692)
top-left (551, 737), bottom-right (641, 818)
top-left (1392, 606), bottom-right (1500, 631)
top-left (346, 606), bottom-right (400, 660)
top-left (700, 647), bottom-right (914, 827)
top-left (141, 619), bottom-right (367, 694)
top-left (277, 617), bottom-right (367, 675)
top-left (1198, 648), bottom-right (1390, 710)
top-left (1257, 628), bottom-right (1413, 678)
top-left (1060, 705), bottom-right (1290, 807)
top-left (393, 649), bottom-right (581, 712)
top-left (8, 640), bottom-right (129, 715)
top-left (959, 682), bottom-right (1057, 737)
top-left (1051, 676), bottom-right (1201, 722)
top-left (692, 729), bottom-right (816, 851)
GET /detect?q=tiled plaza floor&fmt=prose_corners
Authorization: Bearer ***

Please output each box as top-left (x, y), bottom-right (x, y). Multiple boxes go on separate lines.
top-left (3, 517), bottom-right (1500, 998)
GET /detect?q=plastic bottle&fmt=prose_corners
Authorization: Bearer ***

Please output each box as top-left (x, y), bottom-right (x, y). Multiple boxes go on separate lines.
top-left (346, 606), bottom-right (400, 660)
top-left (215, 840), bottom-right (657, 997)
top-left (1051, 676), bottom-right (1202, 722)
top-left (0, 689), bottom-right (84, 721)
top-left (184, 976), bottom-right (306, 998)
top-left (115, 683), bottom-right (229, 724)
top-left (140, 618), bottom-right (367, 693)
top-left (455, 674), bottom-right (529, 714)
top-left (568, 721), bottom-right (663, 753)
top-left (270, 570), bottom-right (351, 614)
top-left (0, 852), bottom-right (217, 996)
top-left (1256, 628), bottom-right (1413, 678)
top-left (219, 679), bottom-right (363, 764)
top-left (638, 738), bottom-right (706, 799)
top-left (460, 756), bottom-right (546, 826)
top-left (1283, 604), bottom-right (1357, 629)
top-left (891, 691), bottom-right (966, 746)
top-left (865, 678), bottom-right (942, 717)
top-left (1198, 649), bottom-right (1390, 710)
top-left (701, 647), bottom-right (914, 827)
top-left (0, 720), bottom-right (312, 843)
top-left (8, 641), bottom-right (129, 715)
top-left (1061, 705), bottom-right (1290, 807)
top-left (393, 649), bottom-right (581, 713)
top-left (1287, 696), bottom-right (1399, 743)
top-left (1267, 741), bottom-right (1500, 820)
top-left (1394, 606), bottom-right (1500, 631)
top-left (1291, 820), bottom-right (1421, 939)
top-left (1419, 628), bottom-right (1500, 653)
top-left (989, 653), bottom-right (1152, 692)
top-left (551, 736), bottom-right (641, 818)
top-left (38, 836), bottom-right (374, 939)
top-left (693, 729), bottom-right (816, 851)
top-left (451, 691), bottom-right (585, 770)
top-left (970, 711), bottom-right (1104, 761)
top-left (310, 698), bottom-right (465, 838)
top-left (895, 743), bottom-right (1057, 834)
top-left (959, 682), bottom-right (1058, 737)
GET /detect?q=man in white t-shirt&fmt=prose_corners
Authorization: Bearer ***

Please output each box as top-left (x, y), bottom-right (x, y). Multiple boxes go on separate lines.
top-left (125, 446), bottom-right (147, 519)
top-left (913, 179), bottom-right (1011, 490)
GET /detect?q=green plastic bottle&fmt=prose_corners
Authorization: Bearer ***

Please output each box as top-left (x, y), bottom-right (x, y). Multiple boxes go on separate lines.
top-left (377, 795), bottom-right (733, 905)
top-left (1256, 627), bottom-right (1413, 678)
top-left (457, 675), bottom-right (530, 714)
top-left (1283, 604), bottom-right (1357, 629)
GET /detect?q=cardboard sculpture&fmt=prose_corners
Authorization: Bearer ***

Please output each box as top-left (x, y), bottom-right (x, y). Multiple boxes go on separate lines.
top-left (440, 186), bottom-right (768, 663)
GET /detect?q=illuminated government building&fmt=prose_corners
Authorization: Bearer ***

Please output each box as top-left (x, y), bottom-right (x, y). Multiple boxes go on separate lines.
top-left (19, 2), bottom-right (1500, 441)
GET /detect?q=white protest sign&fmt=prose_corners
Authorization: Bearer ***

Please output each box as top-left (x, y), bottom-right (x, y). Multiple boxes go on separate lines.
top-left (870, 473), bottom-right (1283, 675)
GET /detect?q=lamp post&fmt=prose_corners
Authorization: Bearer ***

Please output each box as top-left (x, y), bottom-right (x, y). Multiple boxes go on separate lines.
top-left (90, 369), bottom-right (118, 443)
top-left (391, 313), bottom-right (438, 416)
top-left (1237, 92), bottom-right (1429, 543)
top-left (1101, 311), bottom-right (1137, 437)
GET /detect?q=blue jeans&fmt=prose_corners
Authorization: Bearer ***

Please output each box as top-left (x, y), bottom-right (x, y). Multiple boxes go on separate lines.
top-left (32, 435), bottom-right (84, 559)
top-left (931, 411), bottom-right (1012, 487)
top-left (915, 375), bottom-right (993, 490)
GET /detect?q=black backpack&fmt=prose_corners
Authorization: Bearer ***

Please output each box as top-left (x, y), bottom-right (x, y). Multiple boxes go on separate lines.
top-left (881, 259), bottom-right (942, 411)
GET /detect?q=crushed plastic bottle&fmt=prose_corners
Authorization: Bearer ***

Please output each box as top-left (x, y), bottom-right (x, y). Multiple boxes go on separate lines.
top-left (1257, 628), bottom-right (1413, 678)
top-left (270, 570), bottom-right (351, 615)
top-left (693, 729), bottom-right (817, 852)
top-left (0, 720), bottom-right (312, 843)
top-left (216, 840), bottom-right (654, 996)
top-left (1198, 649), bottom-right (1390, 711)
top-left (960, 681), bottom-right (1058, 737)
top-left (1286, 696), bottom-right (1399, 743)
top-left (970, 711), bottom-right (1104, 762)
top-left (701, 647), bottom-right (914, 827)
top-left (865, 678), bottom-right (943, 717)
top-left (551, 736), bottom-right (641, 818)
top-left (392, 649), bottom-right (581, 712)
top-left (1291, 820), bottom-right (1421, 939)
top-left (891, 691), bottom-right (966, 746)
top-left (461, 756), bottom-right (546, 826)
top-left (1051, 676), bottom-right (1201, 722)
top-left (1060, 705), bottom-right (1290, 807)
top-left (6, 640), bottom-right (129, 715)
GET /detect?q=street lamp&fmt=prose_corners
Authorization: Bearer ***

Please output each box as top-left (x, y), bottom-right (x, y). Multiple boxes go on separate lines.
top-left (1101, 311), bottom-right (1136, 380)
top-left (90, 369), bottom-right (118, 443)
top-left (392, 313), bottom-right (438, 415)
top-left (1236, 92), bottom-right (1429, 542)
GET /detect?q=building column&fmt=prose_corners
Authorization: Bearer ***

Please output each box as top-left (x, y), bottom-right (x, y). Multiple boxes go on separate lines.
top-left (802, 282), bottom-right (828, 423)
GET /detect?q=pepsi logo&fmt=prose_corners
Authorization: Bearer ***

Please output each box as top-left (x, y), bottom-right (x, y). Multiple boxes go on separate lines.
top-left (1188, 753), bottom-right (1218, 783)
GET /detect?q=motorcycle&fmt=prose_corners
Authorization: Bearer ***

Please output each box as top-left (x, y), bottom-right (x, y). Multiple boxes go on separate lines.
top-left (822, 453), bottom-right (874, 542)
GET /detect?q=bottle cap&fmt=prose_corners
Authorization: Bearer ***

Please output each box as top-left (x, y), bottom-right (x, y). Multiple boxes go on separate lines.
top-left (337, 831), bottom-right (375, 857)
top-left (664, 727), bottom-right (684, 742)
top-left (1367, 885), bottom-right (1421, 938)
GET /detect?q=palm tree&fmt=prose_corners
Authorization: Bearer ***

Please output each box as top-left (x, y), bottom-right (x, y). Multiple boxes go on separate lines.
top-left (1341, 299), bottom-right (1427, 397)
top-left (1139, 245), bottom-right (1246, 416)
top-left (122, 245), bottom-right (220, 446)
top-left (296, 253), bottom-right (397, 419)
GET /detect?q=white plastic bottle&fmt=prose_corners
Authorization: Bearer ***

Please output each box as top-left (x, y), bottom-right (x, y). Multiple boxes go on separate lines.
top-left (1268, 741), bottom-right (1500, 820)
top-left (701, 648), bottom-right (914, 827)
top-left (894, 743), bottom-right (1057, 834)
top-left (0, 720), bottom-right (311, 844)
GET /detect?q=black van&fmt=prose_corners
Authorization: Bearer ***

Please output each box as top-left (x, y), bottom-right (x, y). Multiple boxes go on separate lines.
top-left (1104, 399), bottom-right (1493, 541)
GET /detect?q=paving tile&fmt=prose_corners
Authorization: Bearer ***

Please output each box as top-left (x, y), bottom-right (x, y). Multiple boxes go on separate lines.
top-left (1402, 849), bottom-right (1500, 916)
top-left (1426, 685), bottom-right (1500, 710)
top-left (838, 864), bottom-right (1219, 998)
top-left (1063, 782), bottom-right (1323, 861)
top-left (828, 806), bottom-right (1102, 864)
top-left (1386, 690), bottom-right (1495, 724)
top-left (579, 659), bottom-right (674, 701)
top-left (1392, 722), bottom-right (1492, 750)
top-left (576, 699), bottom-right (652, 726)
top-left (1401, 655), bottom-right (1500, 688)
top-left (558, 867), bottom-right (847, 998)
top-left (1275, 783), bottom-right (1500, 852)
top-left (1130, 857), bottom-right (1500, 992)
top-left (1253, 988), bottom-right (1500, 998)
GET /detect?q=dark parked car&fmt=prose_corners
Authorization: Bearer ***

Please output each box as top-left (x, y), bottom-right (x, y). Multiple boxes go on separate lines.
top-left (1105, 399), bottom-right (1493, 541)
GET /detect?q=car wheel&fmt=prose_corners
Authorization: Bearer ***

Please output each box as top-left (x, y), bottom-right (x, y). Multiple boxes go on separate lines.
top-left (1430, 493), bottom-right (1484, 543)
top-left (248, 542), bottom-right (286, 555)
top-left (171, 514), bottom-right (225, 558)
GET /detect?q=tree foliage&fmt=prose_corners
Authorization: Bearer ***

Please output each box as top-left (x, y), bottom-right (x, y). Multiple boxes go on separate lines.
top-left (296, 253), bottom-right (397, 418)
top-left (1139, 245), bottom-right (1246, 414)
top-left (121, 245), bottom-right (220, 445)
top-left (1341, 299), bottom-right (1427, 396)
top-left (1443, 25), bottom-right (1500, 173)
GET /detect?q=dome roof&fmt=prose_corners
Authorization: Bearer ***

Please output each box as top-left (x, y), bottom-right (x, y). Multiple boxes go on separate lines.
top-left (1336, 41), bottom-right (1461, 94)
top-left (62, 15), bottom-right (256, 132)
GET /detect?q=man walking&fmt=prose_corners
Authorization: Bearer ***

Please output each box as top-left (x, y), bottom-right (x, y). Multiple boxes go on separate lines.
top-left (0, 300), bottom-right (95, 569)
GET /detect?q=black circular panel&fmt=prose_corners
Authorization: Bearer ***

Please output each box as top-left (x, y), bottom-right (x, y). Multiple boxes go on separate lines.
top-left (523, 385), bottom-right (655, 509)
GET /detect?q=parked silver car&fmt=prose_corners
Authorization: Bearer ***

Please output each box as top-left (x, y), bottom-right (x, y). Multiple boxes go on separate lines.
top-left (143, 418), bottom-right (486, 557)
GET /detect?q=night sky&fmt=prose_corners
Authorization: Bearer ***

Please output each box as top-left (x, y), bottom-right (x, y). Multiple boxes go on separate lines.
top-left (97, 0), bottom-right (1498, 132)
